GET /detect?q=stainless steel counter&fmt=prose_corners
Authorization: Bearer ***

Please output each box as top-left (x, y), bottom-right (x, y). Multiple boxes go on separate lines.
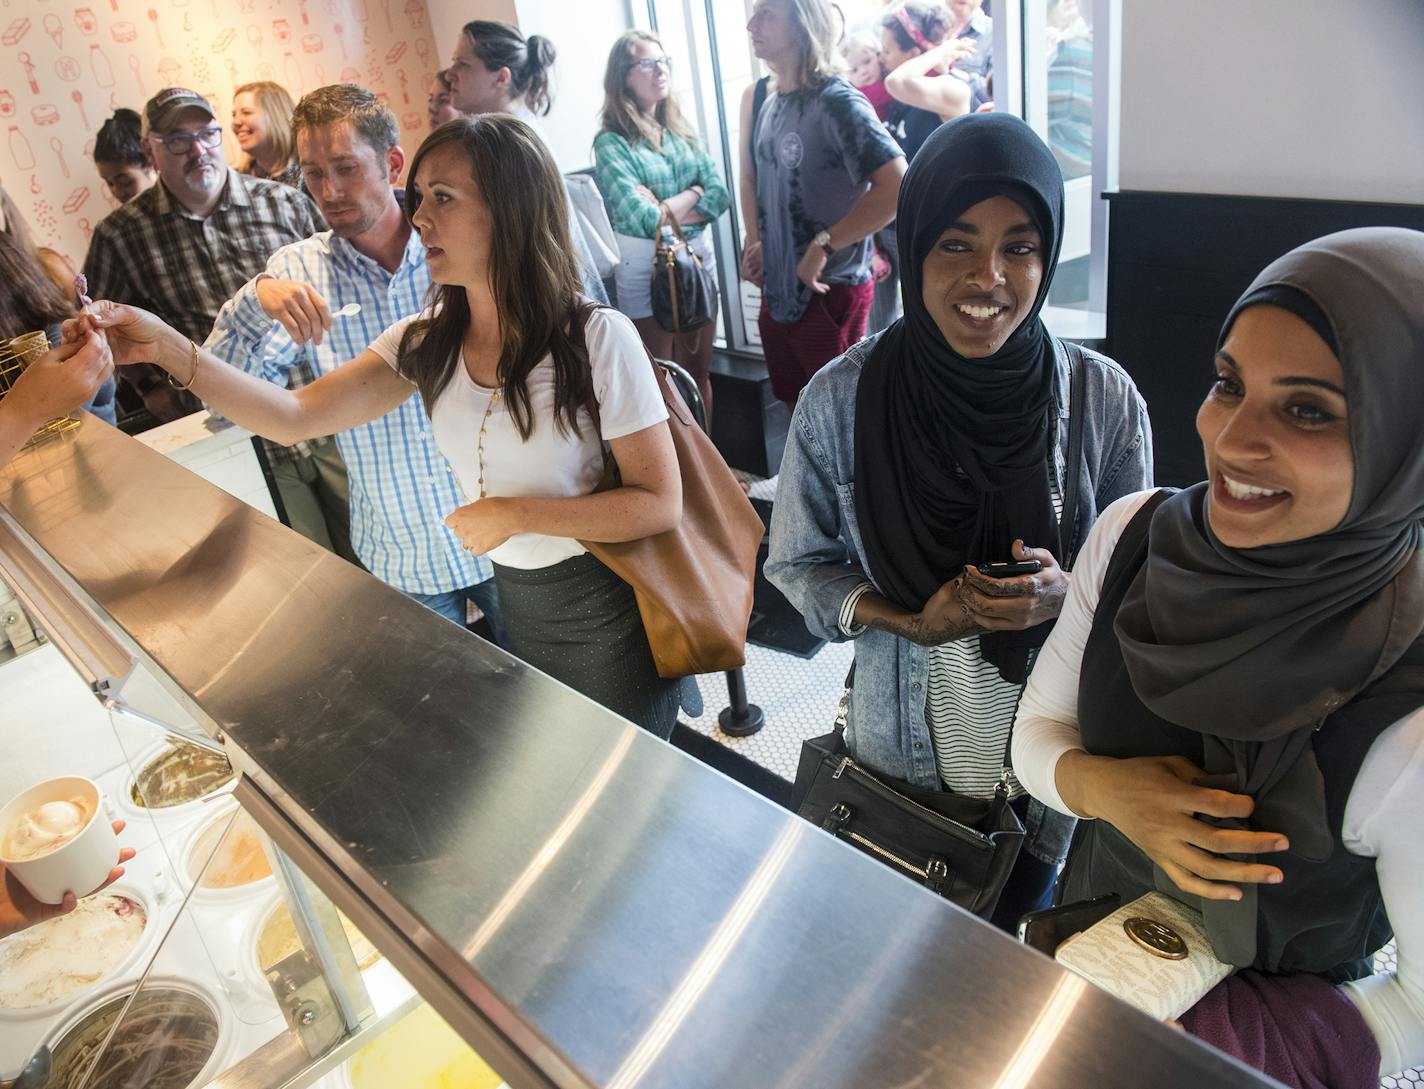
top-left (0, 418), bottom-right (1277, 1089)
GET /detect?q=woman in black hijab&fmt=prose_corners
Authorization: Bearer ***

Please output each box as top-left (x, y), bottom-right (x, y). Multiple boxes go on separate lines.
top-left (1013, 228), bottom-right (1424, 1088)
top-left (766, 113), bottom-right (1153, 928)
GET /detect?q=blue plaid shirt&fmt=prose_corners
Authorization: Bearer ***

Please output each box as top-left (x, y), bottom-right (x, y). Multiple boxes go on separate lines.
top-left (205, 229), bottom-right (491, 594)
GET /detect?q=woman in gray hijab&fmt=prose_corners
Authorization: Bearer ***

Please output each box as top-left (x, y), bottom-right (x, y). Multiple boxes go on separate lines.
top-left (1012, 227), bottom-right (1424, 1088)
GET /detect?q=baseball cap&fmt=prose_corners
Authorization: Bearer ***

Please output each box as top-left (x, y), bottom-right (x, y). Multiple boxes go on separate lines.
top-left (143, 88), bottom-right (216, 135)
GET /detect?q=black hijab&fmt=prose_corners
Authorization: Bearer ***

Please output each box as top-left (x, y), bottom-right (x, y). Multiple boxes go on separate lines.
top-left (1113, 227), bottom-right (1424, 963)
top-left (855, 114), bottom-right (1065, 684)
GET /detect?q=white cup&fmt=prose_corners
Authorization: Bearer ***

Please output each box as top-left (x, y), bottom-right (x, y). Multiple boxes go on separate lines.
top-left (0, 776), bottom-right (120, 905)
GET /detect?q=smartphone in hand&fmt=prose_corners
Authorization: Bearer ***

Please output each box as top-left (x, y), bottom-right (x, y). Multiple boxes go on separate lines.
top-left (980, 560), bottom-right (1043, 579)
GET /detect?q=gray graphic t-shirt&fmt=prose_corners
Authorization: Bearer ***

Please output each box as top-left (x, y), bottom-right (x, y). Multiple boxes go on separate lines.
top-left (754, 77), bottom-right (902, 324)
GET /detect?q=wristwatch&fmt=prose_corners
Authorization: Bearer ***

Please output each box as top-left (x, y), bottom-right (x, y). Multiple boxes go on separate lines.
top-left (813, 229), bottom-right (834, 256)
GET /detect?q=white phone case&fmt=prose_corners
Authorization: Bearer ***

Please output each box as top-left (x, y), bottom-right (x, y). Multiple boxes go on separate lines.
top-left (1054, 891), bottom-right (1234, 1021)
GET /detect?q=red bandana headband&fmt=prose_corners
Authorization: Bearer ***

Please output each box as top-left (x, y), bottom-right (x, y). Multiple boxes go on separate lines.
top-left (895, 7), bottom-right (933, 52)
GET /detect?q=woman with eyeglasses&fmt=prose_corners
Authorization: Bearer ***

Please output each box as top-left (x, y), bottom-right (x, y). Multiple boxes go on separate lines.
top-left (593, 31), bottom-right (730, 416)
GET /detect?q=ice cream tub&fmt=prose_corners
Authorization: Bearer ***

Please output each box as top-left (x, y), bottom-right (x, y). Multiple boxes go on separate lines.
top-left (336, 1002), bottom-right (507, 1089)
top-left (0, 883), bottom-right (156, 1019)
top-left (182, 803), bottom-right (274, 903)
top-left (0, 776), bottom-right (119, 905)
top-left (243, 892), bottom-right (382, 998)
top-left (41, 976), bottom-right (231, 1089)
top-left (120, 738), bottom-right (235, 820)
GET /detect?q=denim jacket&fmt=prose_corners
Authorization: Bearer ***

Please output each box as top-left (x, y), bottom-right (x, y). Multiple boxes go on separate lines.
top-left (766, 333), bottom-right (1154, 863)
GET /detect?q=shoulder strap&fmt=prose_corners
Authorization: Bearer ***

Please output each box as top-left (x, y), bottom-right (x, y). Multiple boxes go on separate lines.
top-left (751, 75), bottom-right (771, 137)
top-left (1058, 342), bottom-right (1089, 559)
top-left (1099, 488), bottom-right (1174, 598)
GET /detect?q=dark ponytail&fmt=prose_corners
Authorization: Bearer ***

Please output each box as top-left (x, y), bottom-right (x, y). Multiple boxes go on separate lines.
top-left (460, 20), bottom-right (558, 117)
top-left (523, 34), bottom-right (556, 117)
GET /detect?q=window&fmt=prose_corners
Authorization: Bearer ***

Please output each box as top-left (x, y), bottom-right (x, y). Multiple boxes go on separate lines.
top-left (640, 0), bottom-right (1120, 352)
top-left (633, 0), bottom-right (764, 350)
top-left (1008, 0), bottom-right (1119, 338)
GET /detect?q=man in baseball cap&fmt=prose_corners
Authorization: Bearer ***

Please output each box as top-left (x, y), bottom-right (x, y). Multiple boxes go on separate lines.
top-left (142, 87), bottom-right (217, 136)
top-left (81, 85), bottom-right (325, 433)
top-left (137, 88), bottom-right (226, 216)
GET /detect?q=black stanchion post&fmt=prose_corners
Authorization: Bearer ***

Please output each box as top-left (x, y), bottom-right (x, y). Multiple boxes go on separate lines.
top-left (718, 666), bottom-right (764, 737)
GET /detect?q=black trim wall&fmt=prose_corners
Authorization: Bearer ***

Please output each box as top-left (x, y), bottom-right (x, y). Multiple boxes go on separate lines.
top-left (1103, 190), bottom-right (1424, 486)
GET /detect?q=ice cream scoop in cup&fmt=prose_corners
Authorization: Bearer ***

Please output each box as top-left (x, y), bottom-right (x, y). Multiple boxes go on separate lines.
top-left (0, 777), bottom-right (120, 905)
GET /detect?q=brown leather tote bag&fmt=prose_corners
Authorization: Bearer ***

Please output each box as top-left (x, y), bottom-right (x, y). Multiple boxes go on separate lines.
top-left (580, 352), bottom-right (763, 678)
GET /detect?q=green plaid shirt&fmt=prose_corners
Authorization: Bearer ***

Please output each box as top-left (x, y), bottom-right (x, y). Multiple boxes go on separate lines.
top-left (592, 129), bottom-right (730, 240)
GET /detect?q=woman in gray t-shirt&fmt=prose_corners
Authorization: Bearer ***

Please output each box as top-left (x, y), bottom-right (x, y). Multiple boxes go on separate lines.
top-left (741, 0), bottom-right (905, 406)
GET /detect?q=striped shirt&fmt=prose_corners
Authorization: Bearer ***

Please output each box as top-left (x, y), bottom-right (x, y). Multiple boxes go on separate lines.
top-left (205, 228), bottom-right (491, 595)
top-left (841, 472), bottom-right (1062, 800)
top-left (1047, 25), bottom-right (1094, 181)
top-left (592, 129), bottom-right (730, 240)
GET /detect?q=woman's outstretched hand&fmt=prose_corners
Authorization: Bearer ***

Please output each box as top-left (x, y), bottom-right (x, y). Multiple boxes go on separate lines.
top-left (66, 301), bottom-right (182, 370)
top-left (1056, 751), bottom-right (1291, 901)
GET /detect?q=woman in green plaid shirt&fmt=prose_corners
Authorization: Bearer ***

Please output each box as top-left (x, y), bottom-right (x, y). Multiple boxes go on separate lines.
top-left (594, 30), bottom-right (730, 415)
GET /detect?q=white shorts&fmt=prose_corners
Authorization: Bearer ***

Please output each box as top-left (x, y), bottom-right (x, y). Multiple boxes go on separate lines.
top-left (613, 230), bottom-right (718, 322)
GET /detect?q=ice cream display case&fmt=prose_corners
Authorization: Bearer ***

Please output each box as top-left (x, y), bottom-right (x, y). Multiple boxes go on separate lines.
top-left (0, 415), bottom-right (1279, 1089)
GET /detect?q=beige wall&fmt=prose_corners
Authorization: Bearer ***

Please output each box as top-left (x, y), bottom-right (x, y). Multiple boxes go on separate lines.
top-left (1, 0), bottom-right (440, 268)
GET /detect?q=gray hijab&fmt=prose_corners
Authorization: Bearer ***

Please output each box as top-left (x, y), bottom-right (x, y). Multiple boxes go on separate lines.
top-left (1113, 227), bottom-right (1424, 963)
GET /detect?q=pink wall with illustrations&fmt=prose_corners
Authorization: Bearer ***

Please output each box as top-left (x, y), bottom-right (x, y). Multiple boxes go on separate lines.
top-left (0, 0), bottom-right (443, 268)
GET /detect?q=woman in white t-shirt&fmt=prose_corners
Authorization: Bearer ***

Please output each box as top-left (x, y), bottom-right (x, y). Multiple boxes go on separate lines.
top-left (82, 114), bottom-right (684, 737)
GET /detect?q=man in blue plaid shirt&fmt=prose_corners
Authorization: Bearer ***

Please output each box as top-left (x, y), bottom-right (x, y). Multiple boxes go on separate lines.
top-left (205, 85), bottom-right (503, 641)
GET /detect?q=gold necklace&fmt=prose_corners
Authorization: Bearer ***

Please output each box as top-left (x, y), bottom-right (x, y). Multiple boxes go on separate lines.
top-left (475, 388), bottom-right (500, 500)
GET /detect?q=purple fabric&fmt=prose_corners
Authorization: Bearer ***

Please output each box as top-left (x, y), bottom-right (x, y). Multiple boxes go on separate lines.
top-left (1180, 971), bottom-right (1380, 1089)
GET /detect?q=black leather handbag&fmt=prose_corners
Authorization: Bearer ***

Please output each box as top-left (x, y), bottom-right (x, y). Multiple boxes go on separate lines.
top-left (650, 205), bottom-right (715, 335)
top-left (792, 686), bottom-right (1025, 917)
top-left (791, 349), bottom-right (1090, 918)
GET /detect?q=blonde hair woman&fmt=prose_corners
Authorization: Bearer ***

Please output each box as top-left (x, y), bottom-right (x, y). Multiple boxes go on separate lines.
top-left (232, 81), bottom-right (300, 188)
top-left (739, 0), bottom-right (905, 406)
top-left (593, 30), bottom-right (729, 414)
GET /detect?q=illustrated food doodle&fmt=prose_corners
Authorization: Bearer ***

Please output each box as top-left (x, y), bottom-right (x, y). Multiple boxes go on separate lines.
top-left (0, 0), bottom-right (439, 265)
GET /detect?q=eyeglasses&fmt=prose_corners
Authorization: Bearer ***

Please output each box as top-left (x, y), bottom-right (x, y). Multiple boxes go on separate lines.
top-left (153, 126), bottom-right (223, 156)
top-left (632, 56), bottom-right (672, 73)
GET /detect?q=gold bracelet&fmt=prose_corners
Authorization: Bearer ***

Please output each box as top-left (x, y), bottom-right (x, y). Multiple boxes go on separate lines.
top-left (166, 339), bottom-right (200, 392)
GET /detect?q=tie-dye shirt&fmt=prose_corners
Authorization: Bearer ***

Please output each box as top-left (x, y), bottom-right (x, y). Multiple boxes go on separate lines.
top-left (753, 76), bottom-right (902, 324)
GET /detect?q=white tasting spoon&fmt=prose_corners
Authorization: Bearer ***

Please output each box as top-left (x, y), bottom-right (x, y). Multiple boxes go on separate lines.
top-left (332, 303), bottom-right (362, 319)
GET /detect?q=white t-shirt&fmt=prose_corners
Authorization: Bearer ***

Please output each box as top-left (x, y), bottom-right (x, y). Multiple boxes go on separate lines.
top-left (369, 307), bottom-right (668, 570)
top-left (1013, 490), bottom-right (1424, 1079)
